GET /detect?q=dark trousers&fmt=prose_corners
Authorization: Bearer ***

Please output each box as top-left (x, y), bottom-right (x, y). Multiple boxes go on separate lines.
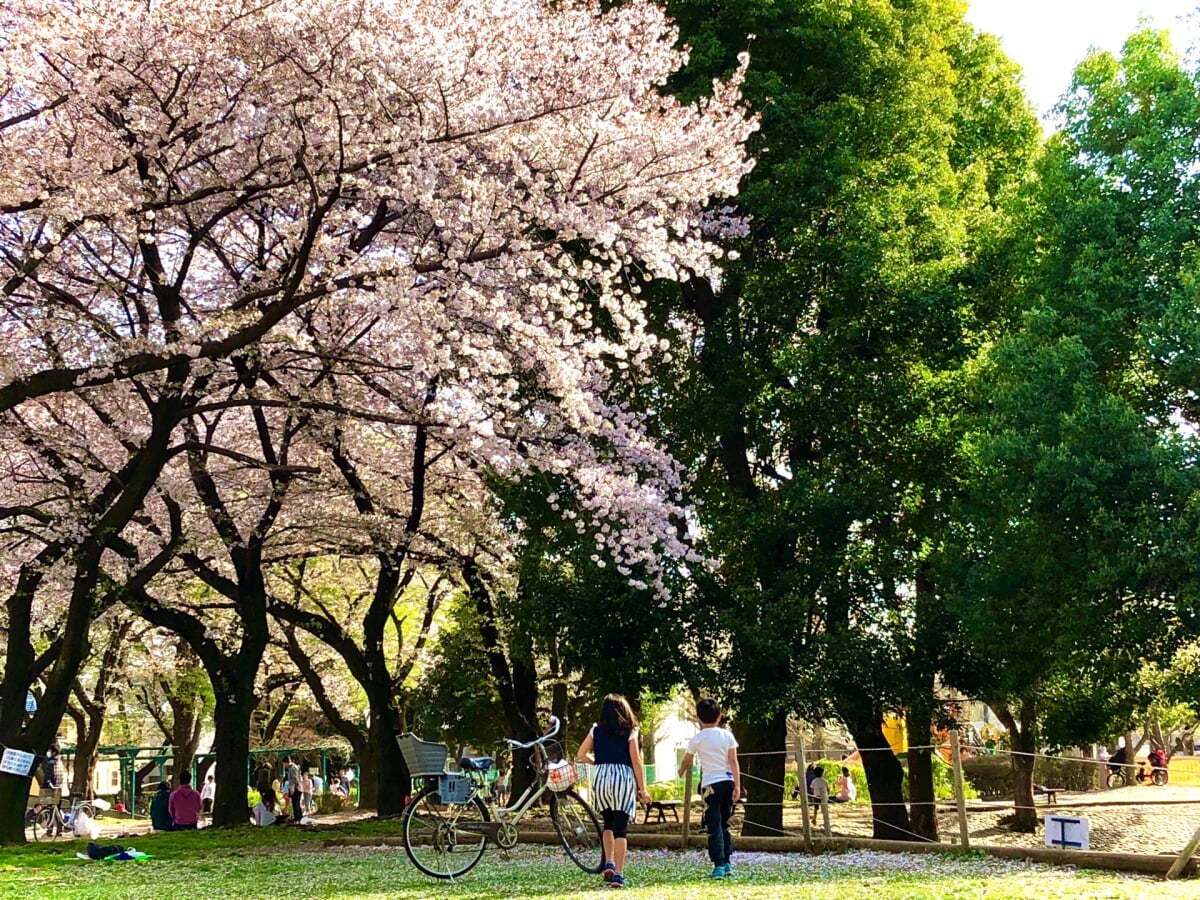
top-left (291, 788), bottom-right (303, 823)
top-left (702, 780), bottom-right (734, 866)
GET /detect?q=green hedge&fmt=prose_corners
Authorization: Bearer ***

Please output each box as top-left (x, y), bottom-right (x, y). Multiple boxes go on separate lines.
top-left (962, 755), bottom-right (1098, 798)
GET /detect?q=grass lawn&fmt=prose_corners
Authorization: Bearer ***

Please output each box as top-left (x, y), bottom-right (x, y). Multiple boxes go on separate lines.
top-left (0, 823), bottom-right (1195, 899)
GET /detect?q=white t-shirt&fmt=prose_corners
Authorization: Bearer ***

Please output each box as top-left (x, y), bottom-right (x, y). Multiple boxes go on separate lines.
top-left (687, 726), bottom-right (739, 788)
top-left (201, 782), bottom-right (215, 801)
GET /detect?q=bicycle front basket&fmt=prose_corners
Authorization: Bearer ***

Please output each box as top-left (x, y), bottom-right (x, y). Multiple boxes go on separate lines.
top-left (546, 760), bottom-right (579, 793)
top-left (397, 733), bottom-right (449, 777)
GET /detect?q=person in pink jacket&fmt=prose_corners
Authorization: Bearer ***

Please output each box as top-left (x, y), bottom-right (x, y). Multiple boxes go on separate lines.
top-left (169, 772), bottom-right (203, 829)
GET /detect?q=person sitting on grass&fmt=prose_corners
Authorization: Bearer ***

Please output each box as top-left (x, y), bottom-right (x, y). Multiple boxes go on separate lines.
top-left (832, 766), bottom-right (857, 803)
top-left (169, 771), bottom-right (203, 830)
top-left (252, 788), bottom-right (289, 826)
top-left (150, 781), bottom-right (174, 832)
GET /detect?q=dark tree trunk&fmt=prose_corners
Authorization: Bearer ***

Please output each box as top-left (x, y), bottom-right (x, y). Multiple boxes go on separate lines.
top-left (356, 742), bottom-right (380, 810)
top-left (259, 696), bottom-right (291, 745)
top-left (171, 710), bottom-right (203, 785)
top-left (367, 702), bottom-right (411, 816)
top-left (844, 711), bottom-right (914, 841)
top-left (993, 700), bottom-right (1037, 832)
top-left (210, 688), bottom-right (256, 827)
top-left (507, 652), bottom-right (542, 803)
top-left (72, 708), bottom-right (105, 799)
top-left (0, 776), bottom-right (33, 844)
top-left (905, 706), bottom-right (938, 842)
top-left (738, 711), bottom-right (787, 837)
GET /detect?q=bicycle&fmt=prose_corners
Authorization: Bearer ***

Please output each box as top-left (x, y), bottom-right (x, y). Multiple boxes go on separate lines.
top-left (29, 793), bottom-right (96, 841)
top-left (398, 717), bottom-right (603, 880)
top-left (1107, 764), bottom-right (1167, 788)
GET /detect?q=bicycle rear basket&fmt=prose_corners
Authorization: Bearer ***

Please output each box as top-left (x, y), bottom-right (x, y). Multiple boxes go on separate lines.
top-left (437, 773), bottom-right (471, 804)
top-left (397, 733), bottom-right (449, 777)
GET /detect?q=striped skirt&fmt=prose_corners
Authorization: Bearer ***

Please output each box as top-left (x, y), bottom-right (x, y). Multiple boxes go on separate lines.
top-left (592, 763), bottom-right (636, 819)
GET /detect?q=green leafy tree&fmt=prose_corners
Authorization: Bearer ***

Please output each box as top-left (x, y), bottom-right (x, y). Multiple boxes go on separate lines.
top-left (938, 26), bottom-right (1200, 830)
top-left (651, 0), bottom-right (1039, 838)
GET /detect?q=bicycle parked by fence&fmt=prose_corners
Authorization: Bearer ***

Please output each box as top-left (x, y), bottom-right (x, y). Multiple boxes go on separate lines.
top-left (27, 793), bottom-right (96, 841)
top-left (398, 716), bottom-right (603, 880)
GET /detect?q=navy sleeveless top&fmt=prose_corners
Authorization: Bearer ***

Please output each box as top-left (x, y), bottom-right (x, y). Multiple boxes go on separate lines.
top-left (592, 727), bottom-right (633, 767)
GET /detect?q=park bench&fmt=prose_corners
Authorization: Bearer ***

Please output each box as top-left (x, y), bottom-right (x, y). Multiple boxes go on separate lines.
top-left (645, 799), bottom-right (683, 823)
top-left (1033, 784), bottom-right (1061, 805)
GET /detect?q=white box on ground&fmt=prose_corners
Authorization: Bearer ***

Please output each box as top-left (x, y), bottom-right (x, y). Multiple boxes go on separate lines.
top-left (1045, 814), bottom-right (1089, 850)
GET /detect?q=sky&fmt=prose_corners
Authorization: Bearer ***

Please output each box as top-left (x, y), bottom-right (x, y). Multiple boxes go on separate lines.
top-left (963, 1), bottom-right (1199, 122)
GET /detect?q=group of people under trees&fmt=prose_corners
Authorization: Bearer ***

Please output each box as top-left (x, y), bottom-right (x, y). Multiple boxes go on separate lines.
top-left (149, 773), bottom-right (211, 831)
top-left (794, 762), bottom-right (858, 823)
top-left (248, 756), bottom-right (350, 826)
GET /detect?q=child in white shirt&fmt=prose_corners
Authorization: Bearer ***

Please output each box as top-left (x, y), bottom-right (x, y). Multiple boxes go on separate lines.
top-left (678, 697), bottom-right (740, 879)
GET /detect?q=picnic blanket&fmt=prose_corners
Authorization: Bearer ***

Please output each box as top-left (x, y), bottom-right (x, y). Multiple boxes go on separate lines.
top-left (76, 842), bottom-right (152, 861)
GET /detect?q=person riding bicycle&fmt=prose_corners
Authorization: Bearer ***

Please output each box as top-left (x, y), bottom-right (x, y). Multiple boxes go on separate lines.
top-left (1150, 747), bottom-right (1167, 782)
top-left (1107, 744), bottom-right (1127, 777)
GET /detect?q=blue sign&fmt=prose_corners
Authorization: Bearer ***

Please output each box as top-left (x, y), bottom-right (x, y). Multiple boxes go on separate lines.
top-left (25, 692), bottom-right (36, 713)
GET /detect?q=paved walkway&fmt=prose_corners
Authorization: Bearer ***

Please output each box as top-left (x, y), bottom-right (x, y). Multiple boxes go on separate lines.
top-left (820, 784), bottom-right (1200, 853)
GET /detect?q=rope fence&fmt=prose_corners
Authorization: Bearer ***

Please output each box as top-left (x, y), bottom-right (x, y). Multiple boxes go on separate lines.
top-left (658, 735), bottom-right (1200, 878)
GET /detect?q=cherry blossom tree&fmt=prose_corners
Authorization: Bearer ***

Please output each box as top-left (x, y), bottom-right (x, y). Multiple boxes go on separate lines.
top-left (1, 0), bottom-right (752, 837)
top-left (0, 389), bottom-right (185, 843)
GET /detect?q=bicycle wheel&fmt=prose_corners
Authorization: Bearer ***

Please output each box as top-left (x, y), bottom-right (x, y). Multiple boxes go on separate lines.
top-left (1106, 770), bottom-right (1126, 789)
top-left (76, 801), bottom-right (96, 821)
top-left (1153, 768), bottom-right (1168, 786)
top-left (31, 808), bottom-right (59, 841)
top-left (401, 785), bottom-right (489, 879)
top-left (550, 789), bottom-right (603, 874)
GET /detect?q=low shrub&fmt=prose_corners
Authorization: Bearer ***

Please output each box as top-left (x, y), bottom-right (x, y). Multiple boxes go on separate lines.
top-left (314, 790), bottom-right (347, 814)
top-left (1032, 756), bottom-right (1100, 792)
top-left (897, 752), bottom-right (979, 801)
top-left (647, 779), bottom-right (686, 801)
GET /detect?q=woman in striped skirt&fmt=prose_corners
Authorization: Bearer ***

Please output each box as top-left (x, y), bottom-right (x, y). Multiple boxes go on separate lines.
top-left (577, 694), bottom-right (651, 889)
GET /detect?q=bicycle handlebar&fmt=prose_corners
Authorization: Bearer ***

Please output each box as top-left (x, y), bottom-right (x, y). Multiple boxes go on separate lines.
top-left (503, 716), bottom-right (561, 750)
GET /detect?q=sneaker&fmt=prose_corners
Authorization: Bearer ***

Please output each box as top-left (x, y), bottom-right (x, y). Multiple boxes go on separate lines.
top-left (610, 873), bottom-right (625, 889)
top-left (722, 863), bottom-right (733, 878)
top-left (603, 862), bottom-right (616, 884)
top-left (710, 866), bottom-right (726, 879)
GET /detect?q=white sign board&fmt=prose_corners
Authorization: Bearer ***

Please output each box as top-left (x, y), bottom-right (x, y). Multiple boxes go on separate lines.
top-left (0, 748), bottom-right (37, 777)
top-left (1045, 814), bottom-right (1089, 850)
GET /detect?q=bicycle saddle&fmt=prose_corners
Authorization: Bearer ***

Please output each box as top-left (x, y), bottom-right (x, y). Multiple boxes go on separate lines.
top-left (458, 756), bottom-right (494, 773)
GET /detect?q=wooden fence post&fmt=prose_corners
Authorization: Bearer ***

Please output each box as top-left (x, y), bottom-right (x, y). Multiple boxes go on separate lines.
top-left (681, 762), bottom-right (694, 847)
top-left (950, 729), bottom-right (970, 851)
top-left (798, 736), bottom-right (813, 853)
top-left (1166, 822), bottom-right (1200, 880)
